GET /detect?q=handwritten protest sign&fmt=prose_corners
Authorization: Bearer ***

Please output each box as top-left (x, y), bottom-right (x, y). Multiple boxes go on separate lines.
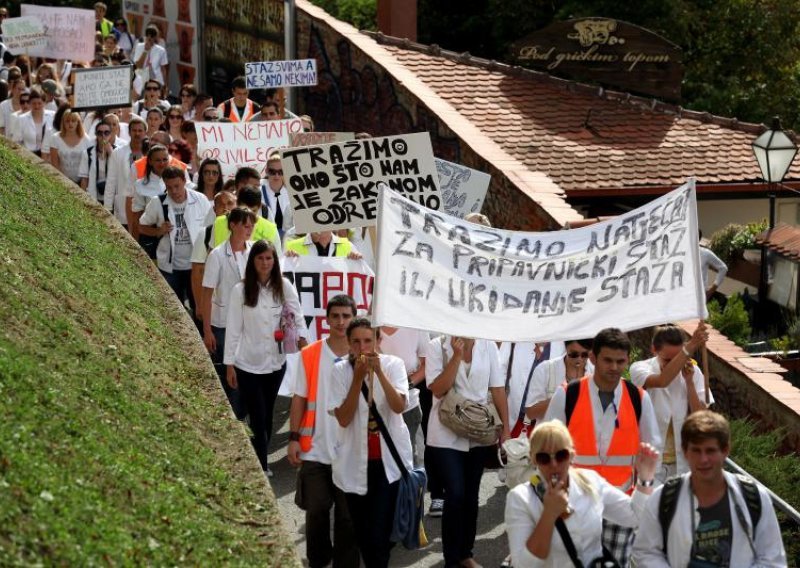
top-left (281, 256), bottom-right (374, 341)
top-left (20, 5), bottom-right (94, 62)
top-left (290, 131), bottom-right (354, 147)
top-left (280, 132), bottom-right (441, 233)
top-left (71, 66), bottom-right (133, 111)
top-left (435, 158), bottom-right (491, 218)
top-left (196, 118), bottom-right (303, 181)
top-left (2, 17), bottom-right (46, 53)
top-left (245, 59), bottom-right (318, 89)
top-left (373, 181), bottom-right (706, 342)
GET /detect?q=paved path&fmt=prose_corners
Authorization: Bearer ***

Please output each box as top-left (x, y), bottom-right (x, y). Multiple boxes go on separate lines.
top-left (267, 396), bottom-right (511, 567)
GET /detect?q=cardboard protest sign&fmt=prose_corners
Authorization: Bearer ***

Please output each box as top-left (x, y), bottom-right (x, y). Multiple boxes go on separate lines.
top-left (280, 132), bottom-right (441, 233)
top-left (195, 118), bottom-right (303, 181)
top-left (245, 59), bottom-right (318, 89)
top-left (435, 158), bottom-right (491, 218)
top-left (71, 66), bottom-right (133, 111)
top-left (281, 256), bottom-right (374, 342)
top-left (290, 131), bottom-right (354, 147)
top-left (2, 16), bottom-right (47, 53)
top-left (20, 5), bottom-right (94, 62)
top-left (373, 181), bottom-right (706, 343)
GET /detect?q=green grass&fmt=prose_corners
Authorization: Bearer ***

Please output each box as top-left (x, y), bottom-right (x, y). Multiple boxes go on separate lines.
top-left (0, 141), bottom-right (298, 565)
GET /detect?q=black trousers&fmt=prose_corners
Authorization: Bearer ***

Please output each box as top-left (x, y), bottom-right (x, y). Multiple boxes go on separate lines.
top-left (345, 460), bottom-right (399, 568)
top-left (234, 365), bottom-right (285, 470)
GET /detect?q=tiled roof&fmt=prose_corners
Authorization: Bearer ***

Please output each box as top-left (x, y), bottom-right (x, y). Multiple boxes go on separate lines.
top-left (366, 32), bottom-right (800, 194)
top-left (756, 222), bottom-right (800, 261)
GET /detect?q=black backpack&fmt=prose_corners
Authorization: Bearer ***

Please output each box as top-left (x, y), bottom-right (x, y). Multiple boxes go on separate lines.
top-left (658, 473), bottom-right (762, 552)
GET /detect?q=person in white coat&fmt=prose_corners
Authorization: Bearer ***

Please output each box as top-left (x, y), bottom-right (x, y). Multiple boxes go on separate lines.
top-left (505, 420), bottom-right (658, 568)
top-left (79, 121), bottom-right (121, 203)
top-left (632, 410), bottom-right (786, 567)
top-left (138, 166), bottom-right (210, 318)
top-left (330, 318), bottom-right (412, 568)
top-left (104, 117), bottom-right (147, 229)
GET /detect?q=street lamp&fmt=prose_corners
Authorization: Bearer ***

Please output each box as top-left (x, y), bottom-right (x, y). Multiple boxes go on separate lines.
top-left (752, 117), bottom-right (797, 321)
top-left (752, 116), bottom-right (797, 229)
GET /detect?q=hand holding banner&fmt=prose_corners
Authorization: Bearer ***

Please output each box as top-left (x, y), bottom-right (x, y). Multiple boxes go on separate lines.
top-left (373, 180), bottom-right (706, 342)
top-left (20, 5), bottom-right (94, 62)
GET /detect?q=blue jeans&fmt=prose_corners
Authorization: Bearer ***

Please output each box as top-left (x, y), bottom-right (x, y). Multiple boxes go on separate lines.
top-left (428, 445), bottom-right (492, 567)
top-left (210, 326), bottom-right (245, 420)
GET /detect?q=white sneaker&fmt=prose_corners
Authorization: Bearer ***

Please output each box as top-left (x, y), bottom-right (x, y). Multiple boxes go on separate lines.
top-left (428, 498), bottom-right (444, 517)
top-left (264, 466), bottom-right (273, 478)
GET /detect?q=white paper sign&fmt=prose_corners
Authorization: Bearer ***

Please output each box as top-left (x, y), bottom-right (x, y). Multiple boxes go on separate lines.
top-left (245, 59), bottom-right (318, 89)
top-left (290, 131), bottom-right (354, 147)
top-left (280, 132), bottom-right (441, 233)
top-left (281, 256), bottom-right (374, 342)
top-left (373, 181), bottom-right (706, 343)
top-left (2, 16), bottom-right (46, 52)
top-left (20, 5), bottom-right (94, 62)
top-left (196, 118), bottom-right (304, 181)
top-left (435, 158), bottom-right (491, 218)
top-left (72, 66), bottom-right (133, 111)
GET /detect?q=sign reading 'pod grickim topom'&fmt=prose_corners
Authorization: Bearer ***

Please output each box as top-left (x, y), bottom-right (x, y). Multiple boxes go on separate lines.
top-left (71, 65), bottom-right (133, 111)
top-left (280, 132), bottom-right (441, 233)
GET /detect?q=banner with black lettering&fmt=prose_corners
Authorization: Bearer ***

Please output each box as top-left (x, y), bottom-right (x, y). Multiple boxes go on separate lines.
top-left (279, 132), bottom-right (441, 233)
top-left (373, 180), bottom-right (706, 342)
top-left (281, 256), bottom-right (374, 342)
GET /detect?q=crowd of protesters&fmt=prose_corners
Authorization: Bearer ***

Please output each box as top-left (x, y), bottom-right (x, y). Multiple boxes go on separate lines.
top-left (0, 3), bottom-right (787, 567)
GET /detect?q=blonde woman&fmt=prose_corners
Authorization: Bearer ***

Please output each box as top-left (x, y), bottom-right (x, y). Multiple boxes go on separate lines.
top-left (46, 109), bottom-right (90, 184)
top-left (504, 420), bottom-right (658, 568)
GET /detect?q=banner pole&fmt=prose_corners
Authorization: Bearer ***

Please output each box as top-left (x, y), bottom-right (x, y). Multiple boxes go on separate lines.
top-left (701, 324), bottom-right (711, 406)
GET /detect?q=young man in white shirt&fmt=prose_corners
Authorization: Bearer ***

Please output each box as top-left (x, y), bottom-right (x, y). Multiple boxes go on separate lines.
top-left (330, 318), bottom-right (412, 568)
top-left (287, 295), bottom-right (360, 568)
top-left (632, 411), bottom-right (786, 567)
top-left (630, 322), bottom-right (711, 481)
top-left (544, 327), bottom-right (661, 568)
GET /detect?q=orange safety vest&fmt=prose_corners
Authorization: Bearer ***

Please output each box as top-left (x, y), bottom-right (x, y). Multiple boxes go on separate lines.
top-left (566, 377), bottom-right (641, 493)
top-left (134, 155), bottom-right (188, 180)
top-left (219, 99), bottom-right (256, 123)
top-left (298, 340), bottom-right (324, 452)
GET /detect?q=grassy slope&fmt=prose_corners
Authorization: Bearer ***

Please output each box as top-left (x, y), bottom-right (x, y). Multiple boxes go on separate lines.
top-left (0, 140), bottom-right (298, 565)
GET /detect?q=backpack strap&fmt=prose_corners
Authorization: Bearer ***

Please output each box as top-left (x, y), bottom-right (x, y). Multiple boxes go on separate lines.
top-left (223, 100), bottom-right (232, 120)
top-left (159, 194), bottom-right (172, 264)
top-left (735, 473), bottom-right (762, 531)
top-left (359, 380), bottom-right (408, 478)
top-left (564, 380), bottom-right (581, 425)
top-left (204, 225), bottom-right (213, 252)
top-left (622, 379), bottom-right (642, 424)
top-left (658, 476), bottom-right (683, 553)
top-left (504, 343), bottom-right (516, 392)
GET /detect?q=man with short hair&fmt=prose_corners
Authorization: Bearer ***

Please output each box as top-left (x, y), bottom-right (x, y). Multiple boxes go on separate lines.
top-left (544, 327), bottom-right (661, 567)
top-left (630, 322), bottom-right (711, 481)
top-left (217, 76), bottom-right (257, 123)
top-left (94, 2), bottom-right (115, 37)
top-left (106, 116), bottom-right (147, 228)
top-left (632, 410), bottom-right (786, 567)
top-left (139, 166), bottom-right (210, 314)
top-left (288, 295), bottom-right (360, 568)
top-left (249, 100), bottom-right (280, 122)
top-left (132, 25), bottom-right (169, 88)
top-left (194, 93), bottom-right (213, 118)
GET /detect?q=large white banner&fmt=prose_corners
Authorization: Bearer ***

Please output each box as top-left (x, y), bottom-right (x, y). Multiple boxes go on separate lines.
top-left (196, 118), bottom-right (303, 181)
top-left (20, 5), bottom-right (94, 62)
top-left (435, 158), bottom-right (491, 218)
top-left (373, 181), bottom-right (706, 342)
top-left (281, 256), bottom-right (374, 342)
top-left (280, 132), bottom-right (441, 233)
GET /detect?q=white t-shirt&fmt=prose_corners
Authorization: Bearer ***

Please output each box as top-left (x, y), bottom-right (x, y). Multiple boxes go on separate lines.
top-left (424, 337), bottom-right (504, 451)
top-left (294, 340), bottom-right (348, 464)
top-left (329, 354), bottom-right (412, 495)
top-left (526, 356), bottom-right (595, 409)
top-left (202, 240), bottom-right (251, 328)
top-left (170, 201), bottom-right (193, 270)
top-left (629, 356), bottom-right (713, 474)
top-left (44, 133), bottom-right (90, 183)
top-left (380, 327), bottom-right (429, 412)
top-left (132, 42), bottom-right (169, 85)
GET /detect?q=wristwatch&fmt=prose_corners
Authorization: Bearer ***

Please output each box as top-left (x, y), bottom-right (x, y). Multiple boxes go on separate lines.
top-left (288, 431), bottom-right (301, 442)
top-left (637, 478), bottom-right (655, 488)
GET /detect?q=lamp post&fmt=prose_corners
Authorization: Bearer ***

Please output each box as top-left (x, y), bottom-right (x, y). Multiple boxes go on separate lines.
top-left (751, 117), bottom-right (798, 320)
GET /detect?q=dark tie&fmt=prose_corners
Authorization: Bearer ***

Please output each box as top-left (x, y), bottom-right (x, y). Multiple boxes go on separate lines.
top-left (274, 191), bottom-right (283, 229)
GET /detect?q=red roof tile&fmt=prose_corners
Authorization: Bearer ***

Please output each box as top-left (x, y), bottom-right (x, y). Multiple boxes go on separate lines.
top-left (756, 223), bottom-right (800, 261)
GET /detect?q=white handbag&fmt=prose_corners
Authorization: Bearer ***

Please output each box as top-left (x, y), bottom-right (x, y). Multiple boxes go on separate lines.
top-left (498, 434), bottom-right (535, 489)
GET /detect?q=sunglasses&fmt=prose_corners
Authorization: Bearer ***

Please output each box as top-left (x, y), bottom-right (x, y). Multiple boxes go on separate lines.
top-left (168, 115), bottom-right (182, 119)
top-left (145, 86), bottom-right (160, 91)
top-left (267, 168), bottom-right (283, 176)
top-left (534, 449), bottom-right (570, 466)
top-left (20, 99), bottom-right (30, 104)
top-left (96, 130), bottom-right (112, 136)
top-left (567, 351), bottom-right (590, 359)
top-left (203, 170), bottom-right (220, 175)
top-left (180, 93), bottom-right (192, 98)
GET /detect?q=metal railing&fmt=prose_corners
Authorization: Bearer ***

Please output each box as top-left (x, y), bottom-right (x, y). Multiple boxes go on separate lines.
top-left (726, 457), bottom-right (800, 524)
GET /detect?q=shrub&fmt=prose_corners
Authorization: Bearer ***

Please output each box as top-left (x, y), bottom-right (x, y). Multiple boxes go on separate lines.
top-left (709, 220), bottom-right (768, 264)
top-left (708, 293), bottom-right (752, 346)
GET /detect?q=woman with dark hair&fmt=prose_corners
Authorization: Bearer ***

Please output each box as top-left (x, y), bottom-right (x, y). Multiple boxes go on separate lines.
top-left (14, 88), bottom-right (54, 156)
top-left (196, 157), bottom-right (223, 201)
top-left (166, 104), bottom-right (185, 141)
top-left (179, 84), bottom-right (197, 120)
top-left (146, 107), bottom-right (165, 138)
top-left (225, 239), bottom-right (308, 475)
top-left (168, 139), bottom-right (192, 174)
top-left (129, 144), bottom-right (169, 239)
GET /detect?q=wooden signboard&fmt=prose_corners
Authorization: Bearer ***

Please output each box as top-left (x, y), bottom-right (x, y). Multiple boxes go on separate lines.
top-left (511, 18), bottom-right (683, 102)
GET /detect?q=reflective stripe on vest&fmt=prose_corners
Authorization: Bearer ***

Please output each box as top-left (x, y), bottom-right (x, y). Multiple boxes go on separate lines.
top-left (213, 215), bottom-right (279, 248)
top-left (567, 377), bottom-right (641, 493)
top-left (298, 340), bottom-right (324, 453)
top-left (223, 99), bottom-right (256, 123)
top-left (285, 237), bottom-right (352, 257)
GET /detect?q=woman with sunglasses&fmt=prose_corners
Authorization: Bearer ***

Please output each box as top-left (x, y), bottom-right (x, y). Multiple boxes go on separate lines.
top-left (196, 158), bottom-right (224, 201)
top-left (45, 108), bottom-right (89, 184)
top-left (179, 84), bottom-right (197, 120)
top-left (134, 79), bottom-right (169, 119)
top-left (525, 339), bottom-right (595, 423)
top-left (165, 105), bottom-right (185, 142)
top-left (505, 420), bottom-right (658, 568)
